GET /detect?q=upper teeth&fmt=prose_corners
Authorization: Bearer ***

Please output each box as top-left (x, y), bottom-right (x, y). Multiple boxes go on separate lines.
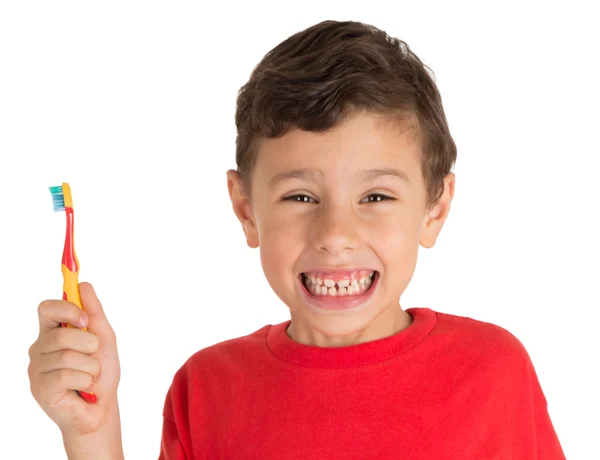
top-left (303, 272), bottom-right (375, 296)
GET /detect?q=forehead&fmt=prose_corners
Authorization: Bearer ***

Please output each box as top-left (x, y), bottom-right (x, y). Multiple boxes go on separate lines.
top-left (253, 112), bottom-right (421, 180)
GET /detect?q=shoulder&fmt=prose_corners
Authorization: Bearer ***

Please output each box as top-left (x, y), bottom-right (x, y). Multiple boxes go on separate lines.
top-left (431, 309), bottom-right (533, 368)
top-left (170, 322), bottom-right (274, 387)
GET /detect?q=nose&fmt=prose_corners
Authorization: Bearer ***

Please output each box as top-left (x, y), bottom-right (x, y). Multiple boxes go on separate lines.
top-left (312, 203), bottom-right (359, 256)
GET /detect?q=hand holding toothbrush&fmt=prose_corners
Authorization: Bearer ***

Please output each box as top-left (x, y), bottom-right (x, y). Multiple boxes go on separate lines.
top-left (28, 283), bottom-right (121, 437)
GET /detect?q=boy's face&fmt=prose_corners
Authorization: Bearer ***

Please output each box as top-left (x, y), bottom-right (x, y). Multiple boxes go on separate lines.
top-left (228, 111), bottom-right (454, 347)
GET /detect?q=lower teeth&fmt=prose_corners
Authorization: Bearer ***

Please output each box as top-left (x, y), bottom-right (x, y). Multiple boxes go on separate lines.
top-left (302, 273), bottom-right (375, 296)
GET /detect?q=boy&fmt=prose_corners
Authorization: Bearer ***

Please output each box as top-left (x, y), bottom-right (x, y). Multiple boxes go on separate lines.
top-left (27, 20), bottom-right (566, 459)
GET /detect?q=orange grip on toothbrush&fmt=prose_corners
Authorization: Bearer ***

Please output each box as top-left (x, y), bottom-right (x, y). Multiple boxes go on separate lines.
top-left (60, 193), bottom-right (97, 404)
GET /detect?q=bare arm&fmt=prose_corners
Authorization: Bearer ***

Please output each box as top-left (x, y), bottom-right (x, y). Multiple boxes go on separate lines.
top-left (62, 398), bottom-right (124, 460)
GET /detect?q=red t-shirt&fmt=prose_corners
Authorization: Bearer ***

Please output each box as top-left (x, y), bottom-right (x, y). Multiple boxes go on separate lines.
top-left (159, 307), bottom-right (565, 459)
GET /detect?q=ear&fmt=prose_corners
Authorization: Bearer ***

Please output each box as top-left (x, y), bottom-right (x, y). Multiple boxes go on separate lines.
top-left (226, 169), bottom-right (259, 248)
top-left (420, 172), bottom-right (455, 249)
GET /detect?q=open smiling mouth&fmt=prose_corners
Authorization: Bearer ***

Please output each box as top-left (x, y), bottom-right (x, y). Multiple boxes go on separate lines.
top-left (299, 270), bottom-right (378, 297)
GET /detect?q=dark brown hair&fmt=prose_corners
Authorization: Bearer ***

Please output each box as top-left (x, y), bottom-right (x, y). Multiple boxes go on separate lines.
top-left (235, 20), bottom-right (457, 208)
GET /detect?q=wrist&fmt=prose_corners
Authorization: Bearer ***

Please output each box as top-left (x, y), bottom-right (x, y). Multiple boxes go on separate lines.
top-left (62, 398), bottom-right (124, 460)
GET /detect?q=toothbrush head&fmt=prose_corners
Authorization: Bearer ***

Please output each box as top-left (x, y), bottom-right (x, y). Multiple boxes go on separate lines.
top-left (48, 182), bottom-right (73, 211)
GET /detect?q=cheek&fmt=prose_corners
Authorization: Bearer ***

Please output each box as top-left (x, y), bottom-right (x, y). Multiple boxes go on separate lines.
top-left (259, 214), bottom-right (306, 269)
top-left (370, 217), bottom-right (420, 266)
top-left (258, 216), bottom-right (306, 299)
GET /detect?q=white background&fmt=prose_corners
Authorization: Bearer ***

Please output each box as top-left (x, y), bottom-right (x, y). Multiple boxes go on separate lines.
top-left (1, 1), bottom-right (598, 458)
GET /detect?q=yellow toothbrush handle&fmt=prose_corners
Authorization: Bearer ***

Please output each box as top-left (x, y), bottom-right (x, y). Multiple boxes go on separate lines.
top-left (61, 264), bottom-right (85, 329)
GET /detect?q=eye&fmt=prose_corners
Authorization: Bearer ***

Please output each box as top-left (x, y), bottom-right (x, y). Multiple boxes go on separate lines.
top-left (361, 193), bottom-right (395, 203)
top-left (282, 194), bottom-right (318, 203)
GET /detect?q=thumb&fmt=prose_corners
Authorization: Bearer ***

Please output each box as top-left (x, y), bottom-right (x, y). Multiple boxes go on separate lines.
top-left (78, 282), bottom-right (113, 336)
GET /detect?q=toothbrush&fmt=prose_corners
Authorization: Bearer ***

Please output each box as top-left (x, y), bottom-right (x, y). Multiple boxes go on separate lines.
top-left (49, 183), bottom-right (97, 403)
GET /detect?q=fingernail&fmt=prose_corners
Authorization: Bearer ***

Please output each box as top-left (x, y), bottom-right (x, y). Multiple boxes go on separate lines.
top-left (79, 313), bottom-right (88, 327)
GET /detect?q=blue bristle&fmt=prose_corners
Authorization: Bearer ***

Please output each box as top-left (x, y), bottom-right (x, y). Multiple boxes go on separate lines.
top-left (49, 185), bottom-right (65, 212)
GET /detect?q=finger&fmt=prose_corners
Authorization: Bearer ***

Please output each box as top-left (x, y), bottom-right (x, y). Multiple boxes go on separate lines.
top-left (33, 349), bottom-right (101, 379)
top-left (37, 368), bottom-right (95, 396)
top-left (37, 327), bottom-right (99, 355)
top-left (38, 299), bottom-right (88, 334)
top-left (78, 283), bottom-right (114, 337)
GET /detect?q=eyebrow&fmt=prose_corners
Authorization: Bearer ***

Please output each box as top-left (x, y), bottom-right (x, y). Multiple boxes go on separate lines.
top-left (268, 168), bottom-right (323, 188)
top-left (362, 168), bottom-right (410, 184)
top-left (268, 167), bottom-right (410, 188)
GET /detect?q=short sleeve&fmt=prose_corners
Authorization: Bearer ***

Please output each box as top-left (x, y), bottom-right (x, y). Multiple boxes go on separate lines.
top-left (158, 417), bottom-right (187, 460)
top-left (158, 384), bottom-right (188, 460)
top-left (526, 354), bottom-right (566, 459)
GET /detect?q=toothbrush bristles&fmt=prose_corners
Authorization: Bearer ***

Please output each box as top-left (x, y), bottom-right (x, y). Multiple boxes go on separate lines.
top-left (48, 185), bottom-right (65, 212)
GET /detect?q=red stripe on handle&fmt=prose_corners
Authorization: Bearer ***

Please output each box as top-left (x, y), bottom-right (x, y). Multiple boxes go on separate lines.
top-left (62, 207), bottom-right (78, 272)
top-left (78, 391), bottom-right (97, 403)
